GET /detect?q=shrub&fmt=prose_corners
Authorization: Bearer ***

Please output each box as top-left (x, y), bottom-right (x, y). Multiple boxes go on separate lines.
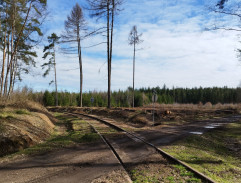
top-left (204, 102), bottom-right (212, 108)
top-left (43, 91), bottom-right (54, 106)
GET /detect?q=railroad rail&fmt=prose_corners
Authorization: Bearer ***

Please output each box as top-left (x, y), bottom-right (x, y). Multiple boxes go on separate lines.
top-left (64, 111), bottom-right (216, 183)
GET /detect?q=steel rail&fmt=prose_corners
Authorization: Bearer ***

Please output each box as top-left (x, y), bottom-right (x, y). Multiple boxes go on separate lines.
top-left (65, 111), bottom-right (216, 183)
top-left (66, 112), bottom-right (133, 183)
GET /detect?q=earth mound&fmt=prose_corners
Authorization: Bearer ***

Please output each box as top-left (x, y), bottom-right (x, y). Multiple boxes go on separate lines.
top-left (0, 101), bottom-right (55, 157)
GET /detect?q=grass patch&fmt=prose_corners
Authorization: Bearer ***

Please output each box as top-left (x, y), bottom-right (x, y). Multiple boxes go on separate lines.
top-left (130, 169), bottom-right (159, 183)
top-left (171, 165), bottom-right (202, 183)
top-left (163, 121), bottom-right (241, 183)
top-left (0, 112), bottom-right (14, 119)
top-left (15, 109), bottom-right (30, 115)
top-left (130, 167), bottom-right (200, 183)
top-left (172, 164), bottom-right (201, 182)
top-left (11, 112), bottom-right (100, 156)
top-left (19, 132), bottom-right (100, 156)
top-left (0, 109), bottom-right (30, 119)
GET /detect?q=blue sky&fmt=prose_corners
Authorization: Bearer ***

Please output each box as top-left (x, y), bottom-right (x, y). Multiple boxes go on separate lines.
top-left (18, 0), bottom-right (241, 92)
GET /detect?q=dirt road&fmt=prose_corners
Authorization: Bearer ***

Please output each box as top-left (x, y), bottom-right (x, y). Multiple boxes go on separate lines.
top-left (1, 112), bottom-right (239, 183)
top-left (134, 115), bottom-right (241, 147)
top-left (0, 142), bottom-right (131, 183)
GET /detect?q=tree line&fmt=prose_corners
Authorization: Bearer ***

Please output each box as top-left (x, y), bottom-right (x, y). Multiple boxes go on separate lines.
top-left (42, 0), bottom-right (125, 108)
top-left (1, 0), bottom-right (240, 108)
top-left (39, 86), bottom-right (241, 107)
top-left (0, 0), bottom-right (126, 109)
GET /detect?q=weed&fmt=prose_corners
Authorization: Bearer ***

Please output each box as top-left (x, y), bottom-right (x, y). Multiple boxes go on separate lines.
top-left (187, 177), bottom-right (202, 183)
top-left (0, 112), bottom-right (14, 119)
top-left (173, 165), bottom-right (194, 177)
top-left (166, 176), bottom-right (175, 183)
top-left (13, 112), bottom-right (100, 156)
top-left (15, 109), bottom-right (30, 115)
top-left (130, 169), bottom-right (159, 183)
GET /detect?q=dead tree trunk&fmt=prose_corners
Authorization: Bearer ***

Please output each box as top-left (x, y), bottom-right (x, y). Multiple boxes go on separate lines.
top-left (132, 40), bottom-right (136, 108)
top-left (107, 0), bottom-right (111, 108)
top-left (53, 46), bottom-right (58, 106)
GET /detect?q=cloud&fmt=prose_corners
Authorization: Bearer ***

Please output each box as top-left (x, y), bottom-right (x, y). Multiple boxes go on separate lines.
top-left (16, 0), bottom-right (241, 92)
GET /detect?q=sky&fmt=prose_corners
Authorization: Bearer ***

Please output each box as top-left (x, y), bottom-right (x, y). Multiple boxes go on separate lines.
top-left (17, 0), bottom-right (241, 92)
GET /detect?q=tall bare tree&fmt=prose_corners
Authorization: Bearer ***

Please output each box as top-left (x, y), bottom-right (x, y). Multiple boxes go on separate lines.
top-left (86, 0), bottom-right (123, 108)
top-left (42, 33), bottom-right (60, 106)
top-left (128, 25), bottom-right (143, 108)
top-left (62, 3), bottom-right (86, 107)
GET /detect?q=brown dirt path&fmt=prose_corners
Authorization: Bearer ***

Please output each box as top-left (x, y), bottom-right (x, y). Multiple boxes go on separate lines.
top-left (133, 115), bottom-right (241, 147)
top-left (0, 142), bottom-right (131, 183)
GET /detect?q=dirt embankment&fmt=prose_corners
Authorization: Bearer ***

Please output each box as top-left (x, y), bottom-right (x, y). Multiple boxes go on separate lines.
top-left (49, 106), bottom-right (239, 128)
top-left (0, 101), bottom-right (55, 157)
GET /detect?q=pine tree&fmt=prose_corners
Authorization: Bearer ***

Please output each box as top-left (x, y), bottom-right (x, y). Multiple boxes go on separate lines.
top-left (42, 33), bottom-right (60, 106)
top-left (0, 0), bottom-right (47, 99)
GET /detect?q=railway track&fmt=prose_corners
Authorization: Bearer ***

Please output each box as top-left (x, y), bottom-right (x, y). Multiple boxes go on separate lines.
top-left (65, 111), bottom-right (216, 183)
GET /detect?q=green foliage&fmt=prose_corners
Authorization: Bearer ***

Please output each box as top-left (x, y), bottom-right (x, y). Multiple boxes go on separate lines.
top-left (140, 86), bottom-right (241, 104)
top-left (41, 86), bottom-right (241, 107)
top-left (43, 91), bottom-right (54, 106)
top-left (163, 122), bottom-right (241, 183)
top-left (42, 33), bottom-right (60, 78)
top-left (15, 109), bottom-right (30, 115)
top-left (14, 112), bottom-right (100, 156)
top-left (130, 169), bottom-right (159, 183)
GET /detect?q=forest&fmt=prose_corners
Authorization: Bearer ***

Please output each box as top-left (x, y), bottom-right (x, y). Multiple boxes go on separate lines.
top-left (38, 86), bottom-right (241, 107)
top-left (1, 0), bottom-right (241, 108)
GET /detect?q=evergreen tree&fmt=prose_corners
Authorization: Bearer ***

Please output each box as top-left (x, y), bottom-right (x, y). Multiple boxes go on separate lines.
top-left (0, 0), bottom-right (47, 99)
top-left (42, 33), bottom-right (60, 106)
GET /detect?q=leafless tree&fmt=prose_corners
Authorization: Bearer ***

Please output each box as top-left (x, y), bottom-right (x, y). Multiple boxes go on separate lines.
top-left (208, 0), bottom-right (241, 31)
top-left (86, 0), bottom-right (123, 108)
top-left (128, 25), bottom-right (143, 108)
top-left (62, 3), bottom-right (86, 107)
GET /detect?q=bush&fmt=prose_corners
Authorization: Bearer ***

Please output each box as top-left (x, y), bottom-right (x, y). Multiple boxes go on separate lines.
top-left (43, 91), bottom-right (54, 106)
top-left (204, 102), bottom-right (212, 108)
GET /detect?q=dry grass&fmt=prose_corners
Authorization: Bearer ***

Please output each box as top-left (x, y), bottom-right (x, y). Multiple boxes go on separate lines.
top-left (143, 103), bottom-right (241, 111)
top-left (0, 87), bottom-right (44, 111)
top-left (0, 88), bottom-right (55, 157)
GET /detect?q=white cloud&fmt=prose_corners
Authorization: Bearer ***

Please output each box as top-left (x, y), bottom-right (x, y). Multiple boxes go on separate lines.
top-left (16, 0), bottom-right (241, 92)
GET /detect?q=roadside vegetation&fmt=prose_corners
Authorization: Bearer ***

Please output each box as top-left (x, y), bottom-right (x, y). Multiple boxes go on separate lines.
top-left (41, 86), bottom-right (241, 107)
top-left (163, 121), bottom-right (241, 183)
top-left (50, 106), bottom-right (239, 130)
top-left (129, 162), bottom-right (202, 183)
top-left (4, 112), bottom-right (100, 157)
top-left (0, 99), bottom-right (55, 157)
top-left (4, 86), bottom-right (241, 108)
